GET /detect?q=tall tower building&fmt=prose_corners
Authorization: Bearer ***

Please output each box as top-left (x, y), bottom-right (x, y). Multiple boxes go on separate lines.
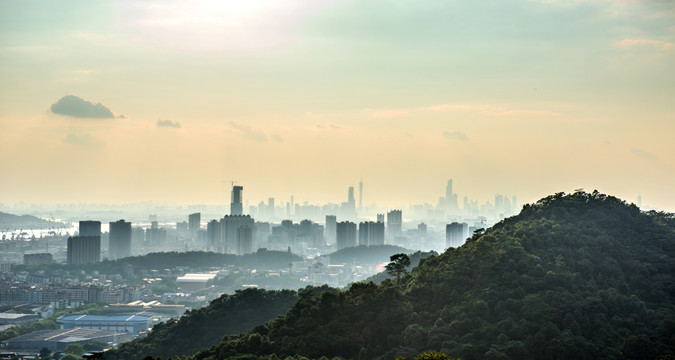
top-left (188, 213), bottom-right (201, 238)
top-left (358, 221), bottom-right (384, 246)
top-left (79, 221), bottom-right (101, 237)
top-left (377, 214), bottom-right (385, 223)
top-left (387, 210), bottom-right (403, 237)
top-left (446, 179), bottom-right (458, 213)
top-left (237, 226), bottom-right (254, 255)
top-left (325, 215), bottom-right (337, 245)
top-left (67, 236), bottom-right (100, 265)
top-left (222, 215), bottom-right (255, 254)
top-left (109, 220), bottom-right (131, 260)
top-left (231, 185), bottom-right (243, 216)
top-left (206, 220), bottom-right (221, 249)
top-left (336, 221), bottom-right (357, 250)
top-left (446, 222), bottom-right (468, 248)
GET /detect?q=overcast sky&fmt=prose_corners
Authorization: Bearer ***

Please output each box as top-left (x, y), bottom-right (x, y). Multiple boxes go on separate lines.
top-left (1, 0), bottom-right (674, 210)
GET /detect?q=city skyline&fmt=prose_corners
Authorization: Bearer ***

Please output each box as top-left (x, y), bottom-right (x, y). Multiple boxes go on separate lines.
top-left (1, 1), bottom-right (674, 211)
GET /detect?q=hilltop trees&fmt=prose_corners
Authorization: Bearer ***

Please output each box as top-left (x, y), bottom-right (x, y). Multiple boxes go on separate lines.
top-left (385, 253), bottom-right (411, 282)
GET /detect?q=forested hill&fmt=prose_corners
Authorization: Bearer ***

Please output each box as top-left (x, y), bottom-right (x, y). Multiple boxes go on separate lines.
top-left (103, 288), bottom-right (305, 360)
top-left (15, 248), bottom-right (303, 274)
top-left (144, 191), bottom-right (674, 360)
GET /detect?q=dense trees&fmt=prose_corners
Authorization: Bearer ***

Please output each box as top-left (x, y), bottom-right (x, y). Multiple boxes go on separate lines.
top-left (106, 191), bottom-right (675, 360)
top-left (104, 288), bottom-right (302, 360)
top-left (386, 253), bottom-right (411, 282)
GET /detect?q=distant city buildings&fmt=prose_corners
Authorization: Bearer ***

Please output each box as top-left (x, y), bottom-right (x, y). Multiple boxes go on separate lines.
top-left (221, 215), bottom-right (254, 254)
top-left (23, 253), bottom-right (53, 266)
top-left (446, 222), bottom-right (469, 248)
top-left (237, 226), bottom-right (254, 255)
top-left (230, 185), bottom-right (243, 216)
top-left (387, 210), bottom-right (403, 238)
top-left (145, 221), bottom-right (167, 249)
top-left (109, 219), bottom-right (132, 260)
top-left (325, 215), bottom-right (337, 245)
top-left (188, 212), bottom-right (201, 238)
top-left (78, 220), bottom-right (101, 237)
top-left (336, 221), bottom-right (357, 250)
top-left (67, 236), bottom-right (100, 265)
top-left (358, 221), bottom-right (384, 246)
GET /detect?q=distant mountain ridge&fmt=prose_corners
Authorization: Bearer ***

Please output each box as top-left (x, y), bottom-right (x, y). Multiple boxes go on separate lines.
top-left (131, 191), bottom-right (675, 360)
top-left (0, 211), bottom-right (66, 229)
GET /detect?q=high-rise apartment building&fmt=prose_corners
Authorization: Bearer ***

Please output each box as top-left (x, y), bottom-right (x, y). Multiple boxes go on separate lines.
top-left (109, 220), bottom-right (131, 260)
top-left (358, 221), bottom-right (384, 246)
top-left (387, 210), bottom-right (403, 236)
top-left (231, 185), bottom-right (243, 215)
top-left (325, 215), bottom-right (337, 245)
top-left (222, 215), bottom-right (255, 253)
top-left (446, 222), bottom-right (468, 248)
top-left (336, 221), bottom-right (357, 250)
top-left (206, 220), bottom-right (221, 249)
top-left (188, 213), bottom-right (201, 238)
top-left (67, 236), bottom-right (101, 265)
top-left (79, 221), bottom-right (101, 237)
top-left (237, 226), bottom-right (254, 255)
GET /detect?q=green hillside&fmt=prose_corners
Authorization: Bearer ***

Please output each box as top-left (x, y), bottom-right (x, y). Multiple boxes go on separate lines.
top-left (103, 288), bottom-right (304, 360)
top-left (132, 191), bottom-right (675, 360)
top-left (325, 245), bottom-right (411, 265)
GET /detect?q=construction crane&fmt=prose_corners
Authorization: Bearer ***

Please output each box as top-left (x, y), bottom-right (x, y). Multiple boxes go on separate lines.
top-left (221, 180), bottom-right (238, 188)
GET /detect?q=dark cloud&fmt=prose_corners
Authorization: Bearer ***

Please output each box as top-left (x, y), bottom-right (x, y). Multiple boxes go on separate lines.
top-left (632, 148), bottom-right (657, 160)
top-left (230, 122), bottom-right (267, 142)
top-left (50, 95), bottom-right (115, 119)
top-left (63, 133), bottom-right (104, 147)
top-left (157, 119), bottom-right (181, 128)
top-left (271, 133), bottom-right (283, 142)
top-left (443, 131), bottom-right (469, 141)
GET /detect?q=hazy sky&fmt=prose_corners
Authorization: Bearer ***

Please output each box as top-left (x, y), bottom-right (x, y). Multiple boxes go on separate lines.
top-left (1, 0), bottom-right (674, 210)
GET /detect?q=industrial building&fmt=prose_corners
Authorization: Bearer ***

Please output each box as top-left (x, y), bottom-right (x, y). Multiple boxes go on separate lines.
top-left (57, 314), bottom-right (151, 334)
top-left (1, 328), bottom-right (132, 351)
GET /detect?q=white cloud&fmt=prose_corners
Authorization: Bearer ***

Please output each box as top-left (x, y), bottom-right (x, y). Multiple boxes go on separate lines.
top-left (115, 0), bottom-right (340, 53)
top-left (616, 38), bottom-right (674, 51)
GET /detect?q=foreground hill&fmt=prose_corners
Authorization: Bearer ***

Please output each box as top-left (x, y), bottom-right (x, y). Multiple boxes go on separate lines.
top-left (104, 288), bottom-right (303, 360)
top-left (139, 191), bottom-right (675, 360)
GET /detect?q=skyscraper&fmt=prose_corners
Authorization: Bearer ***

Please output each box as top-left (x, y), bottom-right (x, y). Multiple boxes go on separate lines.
top-left (446, 179), bottom-right (458, 213)
top-left (188, 212), bottom-right (201, 238)
top-left (67, 236), bottom-right (100, 265)
top-left (222, 215), bottom-right (255, 254)
top-left (336, 221), bottom-right (357, 250)
top-left (237, 226), bottom-right (254, 255)
top-left (446, 222), bottom-right (468, 248)
top-left (206, 219), bottom-right (221, 249)
top-left (231, 185), bottom-right (243, 215)
top-left (79, 220), bottom-right (101, 237)
top-left (387, 210), bottom-right (403, 236)
top-left (359, 221), bottom-right (384, 246)
top-left (109, 219), bottom-right (131, 260)
top-left (325, 215), bottom-right (337, 245)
